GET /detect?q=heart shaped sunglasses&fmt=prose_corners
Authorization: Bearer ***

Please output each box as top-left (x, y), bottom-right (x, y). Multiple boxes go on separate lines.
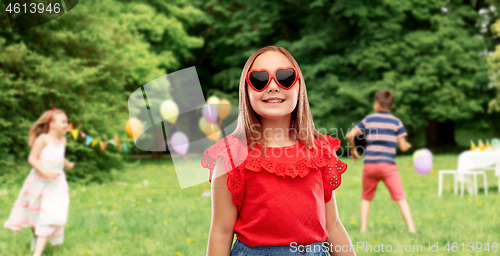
top-left (246, 66), bottom-right (299, 92)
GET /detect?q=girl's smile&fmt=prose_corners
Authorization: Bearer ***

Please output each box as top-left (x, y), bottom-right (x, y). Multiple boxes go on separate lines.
top-left (262, 97), bottom-right (285, 104)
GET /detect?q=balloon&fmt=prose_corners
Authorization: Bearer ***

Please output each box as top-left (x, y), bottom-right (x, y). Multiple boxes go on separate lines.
top-left (412, 150), bottom-right (427, 162)
top-left (207, 96), bottom-right (220, 105)
top-left (126, 117), bottom-right (143, 139)
top-left (160, 100), bottom-right (179, 124)
top-left (217, 99), bottom-right (232, 120)
top-left (414, 155), bottom-right (432, 175)
top-left (202, 104), bottom-right (218, 123)
top-left (419, 148), bottom-right (432, 160)
top-left (204, 122), bottom-right (222, 141)
top-left (171, 131), bottom-right (189, 155)
top-left (199, 117), bottom-right (210, 134)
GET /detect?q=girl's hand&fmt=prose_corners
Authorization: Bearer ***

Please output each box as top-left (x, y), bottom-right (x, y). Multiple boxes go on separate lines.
top-left (64, 159), bottom-right (75, 170)
top-left (41, 170), bottom-right (60, 179)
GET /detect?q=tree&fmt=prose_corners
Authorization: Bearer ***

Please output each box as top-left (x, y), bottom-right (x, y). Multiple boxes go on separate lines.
top-left (191, 0), bottom-right (499, 151)
top-left (0, 0), bottom-right (204, 183)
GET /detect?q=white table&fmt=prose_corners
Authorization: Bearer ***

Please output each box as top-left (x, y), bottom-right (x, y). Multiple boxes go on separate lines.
top-left (456, 148), bottom-right (500, 194)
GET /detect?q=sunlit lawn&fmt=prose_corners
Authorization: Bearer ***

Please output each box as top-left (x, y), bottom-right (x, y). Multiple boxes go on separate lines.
top-left (1, 155), bottom-right (499, 255)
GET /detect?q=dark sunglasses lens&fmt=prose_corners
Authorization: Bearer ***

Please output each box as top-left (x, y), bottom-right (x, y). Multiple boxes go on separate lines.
top-left (276, 68), bottom-right (296, 88)
top-left (249, 71), bottom-right (269, 90)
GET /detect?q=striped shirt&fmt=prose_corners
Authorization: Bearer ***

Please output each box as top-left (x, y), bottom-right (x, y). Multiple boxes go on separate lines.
top-left (355, 111), bottom-right (407, 164)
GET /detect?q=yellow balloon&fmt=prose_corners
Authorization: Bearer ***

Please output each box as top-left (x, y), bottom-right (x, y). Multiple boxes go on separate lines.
top-left (160, 100), bottom-right (179, 124)
top-left (217, 99), bottom-right (232, 120)
top-left (126, 117), bottom-right (142, 139)
top-left (207, 96), bottom-right (220, 105)
top-left (199, 117), bottom-right (210, 134)
top-left (412, 150), bottom-right (427, 162)
top-left (204, 122), bottom-right (221, 141)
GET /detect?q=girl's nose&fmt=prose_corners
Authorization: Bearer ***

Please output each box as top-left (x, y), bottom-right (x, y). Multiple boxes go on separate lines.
top-left (267, 78), bottom-right (280, 92)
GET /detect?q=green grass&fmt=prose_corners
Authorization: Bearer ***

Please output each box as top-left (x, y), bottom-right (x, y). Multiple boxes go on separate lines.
top-left (1, 155), bottom-right (499, 255)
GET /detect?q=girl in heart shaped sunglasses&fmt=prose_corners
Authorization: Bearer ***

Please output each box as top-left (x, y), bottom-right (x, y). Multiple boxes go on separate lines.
top-left (203, 46), bottom-right (355, 256)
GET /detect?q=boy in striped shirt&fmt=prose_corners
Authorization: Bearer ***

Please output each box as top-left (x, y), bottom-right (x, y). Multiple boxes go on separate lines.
top-left (346, 89), bottom-right (417, 234)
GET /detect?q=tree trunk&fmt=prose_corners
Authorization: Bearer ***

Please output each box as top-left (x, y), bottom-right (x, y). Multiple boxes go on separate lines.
top-left (425, 119), bottom-right (457, 149)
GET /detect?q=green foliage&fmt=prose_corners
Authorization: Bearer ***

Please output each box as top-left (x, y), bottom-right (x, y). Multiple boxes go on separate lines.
top-left (488, 18), bottom-right (500, 113)
top-left (191, 0), bottom-right (500, 147)
top-left (0, 0), bottom-right (204, 184)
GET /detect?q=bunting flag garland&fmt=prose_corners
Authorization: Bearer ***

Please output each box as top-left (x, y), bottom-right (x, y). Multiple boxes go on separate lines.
top-left (85, 136), bottom-right (93, 146)
top-left (108, 139), bottom-right (116, 147)
top-left (101, 141), bottom-right (108, 152)
top-left (71, 129), bottom-right (79, 140)
top-left (66, 124), bottom-right (129, 154)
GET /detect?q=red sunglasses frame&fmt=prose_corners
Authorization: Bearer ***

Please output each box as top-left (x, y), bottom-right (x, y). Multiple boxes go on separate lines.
top-left (246, 66), bottom-right (299, 92)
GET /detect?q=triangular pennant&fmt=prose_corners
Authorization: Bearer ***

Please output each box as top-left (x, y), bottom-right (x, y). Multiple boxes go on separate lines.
top-left (91, 139), bottom-right (98, 147)
top-left (86, 136), bottom-right (93, 146)
top-left (67, 122), bottom-right (73, 132)
top-left (80, 131), bottom-right (86, 138)
top-left (71, 129), bottom-right (79, 140)
top-left (108, 139), bottom-right (116, 147)
top-left (101, 141), bottom-right (108, 152)
top-left (114, 135), bottom-right (120, 145)
top-left (123, 143), bottom-right (128, 152)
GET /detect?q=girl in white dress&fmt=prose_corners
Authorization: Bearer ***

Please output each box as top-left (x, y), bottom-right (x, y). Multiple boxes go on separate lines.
top-left (4, 107), bottom-right (75, 256)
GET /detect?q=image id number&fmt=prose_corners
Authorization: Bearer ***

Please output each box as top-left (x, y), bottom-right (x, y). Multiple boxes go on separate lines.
top-left (444, 242), bottom-right (498, 253)
top-left (5, 2), bottom-right (61, 14)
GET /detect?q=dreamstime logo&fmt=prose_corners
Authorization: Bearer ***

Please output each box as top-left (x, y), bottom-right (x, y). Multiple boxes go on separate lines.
top-left (3, 0), bottom-right (79, 33)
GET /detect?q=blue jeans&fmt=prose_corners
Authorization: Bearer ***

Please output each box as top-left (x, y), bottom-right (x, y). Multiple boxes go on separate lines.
top-left (230, 239), bottom-right (330, 256)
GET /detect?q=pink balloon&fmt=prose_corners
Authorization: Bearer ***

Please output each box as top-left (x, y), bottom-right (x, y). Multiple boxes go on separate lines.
top-left (202, 104), bottom-right (218, 123)
top-left (414, 155), bottom-right (432, 175)
top-left (170, 131), bottom-right (189, 155)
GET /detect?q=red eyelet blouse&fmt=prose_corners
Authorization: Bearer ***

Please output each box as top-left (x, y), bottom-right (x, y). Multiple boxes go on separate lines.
top-left (201, 134), bottom-right (348, 247)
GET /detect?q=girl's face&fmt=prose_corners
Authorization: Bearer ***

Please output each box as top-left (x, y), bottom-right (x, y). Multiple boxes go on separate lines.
top-left (50, 113), bottom-right (68, 135)
top-left (247, 51), bottom-right (299, 122)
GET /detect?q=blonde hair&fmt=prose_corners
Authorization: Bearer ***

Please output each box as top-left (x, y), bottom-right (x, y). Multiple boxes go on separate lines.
top-left (232, 45), bottom-right (326, 152)
top-left (28, 109), bottom-right (66, 147)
